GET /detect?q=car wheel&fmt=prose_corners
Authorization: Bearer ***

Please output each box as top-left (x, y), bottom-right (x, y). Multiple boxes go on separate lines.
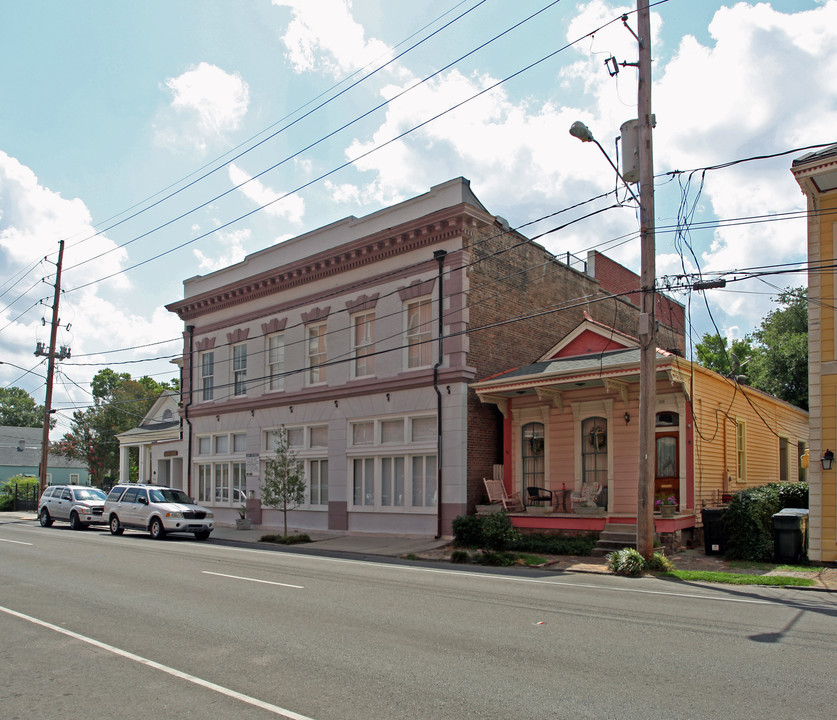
top-left (39, 508), bottom-right (53, 527)
top-left (109, 515), bottom-right (124, 535)
top-left (194, 530), bottom-right (211, 541)
top-left (149, 518), bottom-right (165, 540)
top-left (69, 511), bottom-right (83, 530)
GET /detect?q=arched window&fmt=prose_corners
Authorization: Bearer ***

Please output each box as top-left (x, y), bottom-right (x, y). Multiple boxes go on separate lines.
top-left (521, 422), bottom-right (545, 492)
top-left (581, 417), bottom-right (607, 490)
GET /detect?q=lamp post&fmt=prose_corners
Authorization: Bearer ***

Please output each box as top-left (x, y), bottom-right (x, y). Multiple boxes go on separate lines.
top-left (569, 1), bottom-right (656, 559)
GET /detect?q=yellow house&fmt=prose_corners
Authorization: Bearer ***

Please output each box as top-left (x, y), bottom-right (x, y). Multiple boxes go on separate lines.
top-left (471, 318), bottom-right (808, 548)
top-left (792, 144), bottom-right (837, 563)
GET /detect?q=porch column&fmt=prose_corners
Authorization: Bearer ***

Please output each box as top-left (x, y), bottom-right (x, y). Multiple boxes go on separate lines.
top-left (119, 444), bottom-right (131, 483)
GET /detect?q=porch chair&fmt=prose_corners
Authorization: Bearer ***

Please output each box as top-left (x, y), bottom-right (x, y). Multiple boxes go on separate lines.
top-left (526, 486), bottom-right (554, 505)
top-left (570, 482), bottom-right (601, 510)
top-left (483, 478), bottom-right (525, 512)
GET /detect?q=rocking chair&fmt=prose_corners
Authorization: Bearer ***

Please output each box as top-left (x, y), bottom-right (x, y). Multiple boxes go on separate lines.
top-left (483, 478), bottom-right (525, 512)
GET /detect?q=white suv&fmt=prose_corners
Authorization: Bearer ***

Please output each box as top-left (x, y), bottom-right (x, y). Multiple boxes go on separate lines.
top-left (104, 484), bottom-right (214, 541)
top-left (38, 485), bottom-right (107, 530)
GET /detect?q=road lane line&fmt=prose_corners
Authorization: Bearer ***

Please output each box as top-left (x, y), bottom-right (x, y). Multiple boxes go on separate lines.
top-left (203, 571), bottom-right (303, 589)
top-left (206, 545), bottom-right (775, 605)
top-left (0, 538), bottom-right (32, 545)
top-left (0, 604), bottom-right (315, 720)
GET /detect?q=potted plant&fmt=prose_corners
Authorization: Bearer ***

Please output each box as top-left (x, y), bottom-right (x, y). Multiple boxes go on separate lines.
top-left (656, 495), bottom-right (677, 518)
top-left (235, 505), bottom-right (252, 530)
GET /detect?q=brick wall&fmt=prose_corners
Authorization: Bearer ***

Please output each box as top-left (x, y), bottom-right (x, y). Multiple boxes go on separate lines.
top-left (461, 226), bottom-right (685, 508)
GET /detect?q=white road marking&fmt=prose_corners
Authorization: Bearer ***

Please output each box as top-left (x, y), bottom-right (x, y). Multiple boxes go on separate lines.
top-left (203, 570), bottom-right (303, 589)
top-left (209, 545), bottom-right (775, 605)
top-left (0, 538), bottom-right (33, 545)
top-left (0, 604), bottom-right (315, 720)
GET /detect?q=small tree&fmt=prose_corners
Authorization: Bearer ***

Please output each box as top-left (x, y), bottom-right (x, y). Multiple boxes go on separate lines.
top-left (260, 426), bottom-right (306, 538)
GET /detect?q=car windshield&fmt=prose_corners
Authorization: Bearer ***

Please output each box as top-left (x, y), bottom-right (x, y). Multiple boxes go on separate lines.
top-left (149, 488), bottom-right (193, 504)
top-left (75, 488), bottom-right (106, 501)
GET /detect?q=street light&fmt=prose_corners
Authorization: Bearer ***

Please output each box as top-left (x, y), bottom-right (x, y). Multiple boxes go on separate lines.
top-left (569, 121), bottom-right (640, 205)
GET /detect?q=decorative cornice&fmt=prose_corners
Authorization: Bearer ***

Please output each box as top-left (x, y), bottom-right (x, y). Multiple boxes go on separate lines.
top-left (602, 378), bottom-right (630, 405)
top-left (166, 205), bottom-right (490, 321)
top-left (261, 317), bottom-right (287, 335)
top-left (477, 393), bottom-right (509, 418)
top-left (399, 278), bottom-right (436, 301)
top-left (535, 387), bottom-right (563, 411)
top-left (226, 328), bottom-right (250, 344)
top-left (301, 306), bottom-right (330, 324)
top-left (195, 337), bottom-right (216, 352)
top-left (345, 293), bottom-right (380, 313)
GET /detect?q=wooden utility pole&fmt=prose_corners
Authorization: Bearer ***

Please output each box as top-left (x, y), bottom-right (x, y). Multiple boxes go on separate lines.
top-left (38, 240), bottom-right (65, 496)
top-left (636, 2), bottom-right (656, 558)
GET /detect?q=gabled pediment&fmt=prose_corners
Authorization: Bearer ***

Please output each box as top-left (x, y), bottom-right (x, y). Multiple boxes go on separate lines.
top-left (540, 317), bottom-right (638, 361)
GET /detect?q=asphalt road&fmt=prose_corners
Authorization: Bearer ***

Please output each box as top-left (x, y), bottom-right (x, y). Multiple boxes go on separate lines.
top-left (2, 519), bottom-right (836, 720)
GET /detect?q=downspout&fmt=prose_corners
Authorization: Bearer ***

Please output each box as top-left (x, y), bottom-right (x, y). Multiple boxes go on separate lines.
top-left (433, 250), bottom-right (447, 538)
top-left (184, 325), bottom-right (195, 497)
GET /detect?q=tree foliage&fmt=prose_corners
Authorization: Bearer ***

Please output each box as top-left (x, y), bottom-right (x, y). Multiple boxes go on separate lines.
top-left (260, 426), bottom-right (306, 538)
top-left (52, 370), bottom-right (177, 486)
top-left (0, 386), bottom-right (53, 428)
top-left (694, 287), bottom-right (808, 409)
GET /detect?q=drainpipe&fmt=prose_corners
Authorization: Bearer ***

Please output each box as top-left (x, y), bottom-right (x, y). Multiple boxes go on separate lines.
top-left (433, 250), bottom-right (447, 538)
top-left (184, 325), bottom-right (195, 497)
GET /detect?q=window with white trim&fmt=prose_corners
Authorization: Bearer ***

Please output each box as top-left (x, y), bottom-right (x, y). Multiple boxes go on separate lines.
top-left (263, 425), bottom-right (328, 508)
top-left (405, 298), bottom-right (432, 368)
top-left (348, 415), bottom-right (437, 511)
top-left (69, 473), bottom-right (80, 484)
top-left (194, 432), bottom-right (248, 507)
top-left (267, 333), bottom-right (285, 391)
top-left (307, 323), bottom-right (327, 383)
top-left (779, 437), bottom-right (790, 482)
top-left (736, 420), bottom-right (747, 482)
top-left (233, 343), bottom-right (247, 396)
top-left (352, 311), bottom-right (375, 377)
top-left (201, 351), bottom-right (214, 401)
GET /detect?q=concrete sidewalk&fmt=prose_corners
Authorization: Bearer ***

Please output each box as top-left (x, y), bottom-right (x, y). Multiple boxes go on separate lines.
top-left (4, 512), bottom-right (834, 589)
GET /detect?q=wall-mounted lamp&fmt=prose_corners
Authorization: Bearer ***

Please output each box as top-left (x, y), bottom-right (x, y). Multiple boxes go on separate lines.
top-left (624, 412), bottom-right (631, 425)
top-left (822, 449), bottom-right (834, 471)
top-left (386, 392), bottom-right (390, 402)
top-left (334, 400), bottom-right (339, 408)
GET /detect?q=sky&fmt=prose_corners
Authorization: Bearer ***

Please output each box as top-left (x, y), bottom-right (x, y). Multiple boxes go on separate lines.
top-left (1, 0), bottom-right (834, 439)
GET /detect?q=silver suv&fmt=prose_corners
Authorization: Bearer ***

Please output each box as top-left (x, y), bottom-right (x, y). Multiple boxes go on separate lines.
top-left (104, 484), bottom-right (214, 541)
top-left (38, 485), bottom-right (107, 530)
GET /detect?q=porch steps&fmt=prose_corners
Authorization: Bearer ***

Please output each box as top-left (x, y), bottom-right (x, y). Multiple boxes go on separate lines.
top-left (591, 523), bottom-right (638, 556)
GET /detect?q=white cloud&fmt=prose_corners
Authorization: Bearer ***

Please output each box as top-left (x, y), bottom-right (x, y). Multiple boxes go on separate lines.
top-left (193, 228), bottom-right (251, 272)
top-left (156, 62), bottom-right (250, 154)
top-left (228, 163), bottom-right (305, 223)
top-left (274, 0), bottom-right (392, 76)
top-left (0, 152), bottom-right (183, 435)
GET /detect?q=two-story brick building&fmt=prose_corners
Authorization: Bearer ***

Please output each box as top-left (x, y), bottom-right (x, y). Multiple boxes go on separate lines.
top-left (165, 178), bottom-right (683, 535)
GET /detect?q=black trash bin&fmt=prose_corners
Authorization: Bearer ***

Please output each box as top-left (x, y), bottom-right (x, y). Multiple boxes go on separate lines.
top-left (772, 508), bottom-right (809, 563)
top-left (702, 507), bottom-right (728, 555)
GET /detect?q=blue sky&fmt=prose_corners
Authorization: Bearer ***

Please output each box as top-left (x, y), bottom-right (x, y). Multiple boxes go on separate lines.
top-left (1, 0), bottom-right (833, 438)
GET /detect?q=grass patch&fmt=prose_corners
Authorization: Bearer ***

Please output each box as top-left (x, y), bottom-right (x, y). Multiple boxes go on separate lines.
top-left (661, 570), bottom-right (815, 587)
top-left (259, 533), bottom-right (311, 545)
top-left (515, 553), bottom-right (549, 567)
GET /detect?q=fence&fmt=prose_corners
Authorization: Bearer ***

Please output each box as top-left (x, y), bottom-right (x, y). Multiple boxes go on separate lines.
top-left (13, 484), bottom-right (39, 512)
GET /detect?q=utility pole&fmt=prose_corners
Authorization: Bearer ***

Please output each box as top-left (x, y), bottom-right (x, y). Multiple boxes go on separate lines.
top-left (636, 1), bottom-right (656, 559)
top-left (37, 240), bottom-right (66, 497)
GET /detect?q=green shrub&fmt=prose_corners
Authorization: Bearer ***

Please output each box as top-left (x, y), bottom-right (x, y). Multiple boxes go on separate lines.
top-left (511, 533), bottom-right (598, 556)
top-left (0, 494), bottom-right (12, 511)
top-left (480, 511), bottom-right (521, 551)
top-left (724, 482), bottom-right (808, 562)
top-left (473, 550), bottom-right (516, 566)
top-left (450, 550), bottom-right (470, 563)
top-left (606, 548), bottom-right (646, 576)
top-left (645, 552), bottom-right (674, 572)
top-left (452, 513), bottom-right (486, 548)
top-left (259, 533), bottom-right (311, 545)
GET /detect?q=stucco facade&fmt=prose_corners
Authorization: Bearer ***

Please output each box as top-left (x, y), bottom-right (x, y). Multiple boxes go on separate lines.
top-left (792, 144), bottom-right (837, 562)
top-left (165, 178), bottom-right (684, 535)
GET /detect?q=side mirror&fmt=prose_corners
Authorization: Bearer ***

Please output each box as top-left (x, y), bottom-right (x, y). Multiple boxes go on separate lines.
top-left (139, 496), bottom-right (148, 505)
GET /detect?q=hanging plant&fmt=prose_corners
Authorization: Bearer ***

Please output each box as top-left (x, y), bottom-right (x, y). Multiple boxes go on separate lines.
top-left (588, 425), bottom-right (607, 451)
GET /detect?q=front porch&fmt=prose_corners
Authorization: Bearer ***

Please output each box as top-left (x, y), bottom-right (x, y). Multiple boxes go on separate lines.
top-left (480, 507), bottom-right (698, 554)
